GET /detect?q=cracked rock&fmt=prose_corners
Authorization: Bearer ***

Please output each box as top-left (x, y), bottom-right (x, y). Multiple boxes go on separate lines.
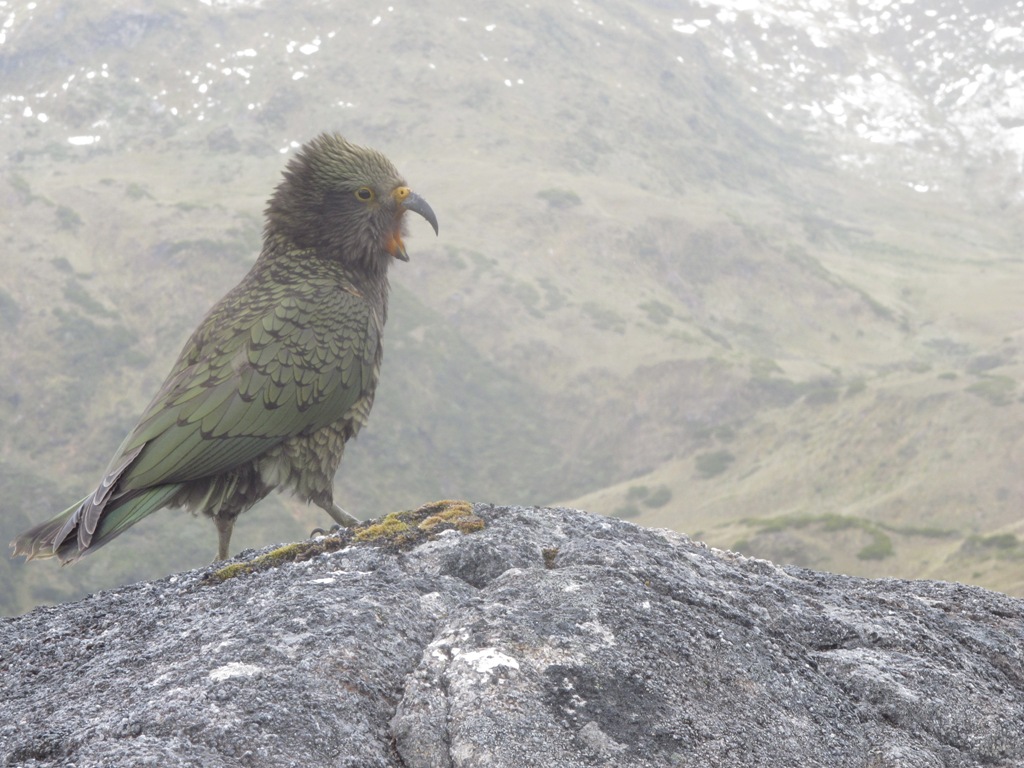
top-left (2, 505), bottom-right (1023, 767)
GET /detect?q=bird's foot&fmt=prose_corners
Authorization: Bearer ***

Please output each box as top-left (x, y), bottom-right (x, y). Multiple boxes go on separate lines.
top-left (309, 523), bottom-right (344, 538)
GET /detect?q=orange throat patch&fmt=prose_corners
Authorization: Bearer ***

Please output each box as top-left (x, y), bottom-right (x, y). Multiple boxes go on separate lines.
top-left (385, 232), bottom-right (406, 256)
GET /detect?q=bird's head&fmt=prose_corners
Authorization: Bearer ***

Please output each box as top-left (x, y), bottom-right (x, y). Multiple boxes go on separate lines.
top-left (264, 133), bottom-right (438, 273)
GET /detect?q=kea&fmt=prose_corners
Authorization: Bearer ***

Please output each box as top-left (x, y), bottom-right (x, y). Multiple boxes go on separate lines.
top-left (11, 132), bottom-right (438, 564)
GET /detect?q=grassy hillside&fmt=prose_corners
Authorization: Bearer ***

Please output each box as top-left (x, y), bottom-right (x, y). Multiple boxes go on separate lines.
top-left (1, 0), bottom-right (1022, 614)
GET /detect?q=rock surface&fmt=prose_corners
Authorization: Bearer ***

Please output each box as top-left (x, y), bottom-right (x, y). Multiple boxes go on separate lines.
top-left (2, 504), bottom-right (1023, 767)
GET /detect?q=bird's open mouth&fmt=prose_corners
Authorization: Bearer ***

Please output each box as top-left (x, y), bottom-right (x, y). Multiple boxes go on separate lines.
top-left (386, 230), bottom-right (410, 261)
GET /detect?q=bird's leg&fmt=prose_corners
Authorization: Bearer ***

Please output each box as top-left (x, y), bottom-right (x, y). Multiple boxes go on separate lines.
top-left (309, 490), bottom-right (358, 537)
top-left (326, 502), bottom-right (359, 528)
top-left (213, 514), bottom-right (235, 562)
top-left (308, 506), bottom-right (356, 539)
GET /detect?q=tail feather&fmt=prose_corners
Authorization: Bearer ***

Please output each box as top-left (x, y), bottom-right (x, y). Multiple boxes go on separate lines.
top-left (10, 497), bottom-right (87, 561)
top-left (56, 443), bottom-right (145, 553)
top-left (10, 484), bottom-right (182, 565)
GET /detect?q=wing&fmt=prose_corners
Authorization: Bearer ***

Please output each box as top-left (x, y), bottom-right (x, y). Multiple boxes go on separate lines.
top-left (109, 272), bottom-right (382, 492)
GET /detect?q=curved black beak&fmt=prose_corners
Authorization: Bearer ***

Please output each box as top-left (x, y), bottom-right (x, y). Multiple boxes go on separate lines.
top-left (402, 191), bottom-right (439, 236)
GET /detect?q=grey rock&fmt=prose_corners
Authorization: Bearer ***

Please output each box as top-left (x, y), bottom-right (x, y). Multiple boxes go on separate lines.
top-left (2, 505), bottom-right (1023, 767)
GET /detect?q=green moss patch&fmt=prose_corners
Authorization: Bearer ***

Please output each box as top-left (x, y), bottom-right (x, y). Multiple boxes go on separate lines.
top-left (205, 537), bottom-right (350, 584)
top-left (205, 500), bottom-right (483, 584)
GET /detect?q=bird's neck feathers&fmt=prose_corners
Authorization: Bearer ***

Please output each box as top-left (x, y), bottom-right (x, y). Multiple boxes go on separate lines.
top-left (252, 233), bottom-right (392, 302)
top-left (258, 228), bottom-right (392, 287)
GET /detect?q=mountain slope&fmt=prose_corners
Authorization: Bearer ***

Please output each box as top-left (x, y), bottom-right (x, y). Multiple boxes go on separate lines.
top-left (1, 0), bottom-right (1022, 613)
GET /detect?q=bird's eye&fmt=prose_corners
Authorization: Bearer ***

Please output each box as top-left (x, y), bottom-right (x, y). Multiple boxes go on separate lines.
top-left (355, 187), bottom-right (374, 202)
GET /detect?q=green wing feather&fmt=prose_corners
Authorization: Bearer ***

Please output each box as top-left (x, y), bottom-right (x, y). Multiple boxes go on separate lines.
top-left (16, 266), bottom-right (381, 561)
top-left (119, 273), bottom-right (380, 489)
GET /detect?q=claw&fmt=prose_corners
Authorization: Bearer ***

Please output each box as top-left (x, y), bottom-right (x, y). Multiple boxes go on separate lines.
top-left (309, 523), bottom-right (344, 539)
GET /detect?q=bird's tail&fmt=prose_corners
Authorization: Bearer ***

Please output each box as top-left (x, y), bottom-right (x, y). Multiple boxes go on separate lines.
top-left (10, 497), bottom-right (86, 561)
top-left (10, 484), bottom-right (182, 565)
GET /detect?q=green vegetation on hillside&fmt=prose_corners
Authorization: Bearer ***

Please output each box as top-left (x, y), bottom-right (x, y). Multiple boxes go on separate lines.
top-left (3, 0), bottom-right (1023, 614)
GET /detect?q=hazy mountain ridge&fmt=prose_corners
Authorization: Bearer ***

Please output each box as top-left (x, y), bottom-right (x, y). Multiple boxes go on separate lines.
top-left (675, 0), bottom-right (1024, 204)
top-left (1, 0), bottom-right (1022, 613)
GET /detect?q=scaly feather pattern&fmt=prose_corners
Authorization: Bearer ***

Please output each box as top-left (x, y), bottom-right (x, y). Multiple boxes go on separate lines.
top-left (11, 133), bottom-right (437, 564)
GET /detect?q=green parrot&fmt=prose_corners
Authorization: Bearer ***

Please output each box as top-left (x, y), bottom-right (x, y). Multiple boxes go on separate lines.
top-left (11, 133), bottom-right (438, 564)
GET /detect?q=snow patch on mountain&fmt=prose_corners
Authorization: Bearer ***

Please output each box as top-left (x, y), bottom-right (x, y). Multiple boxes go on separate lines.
top-left (675, 0), bottom-right (1024, 193)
